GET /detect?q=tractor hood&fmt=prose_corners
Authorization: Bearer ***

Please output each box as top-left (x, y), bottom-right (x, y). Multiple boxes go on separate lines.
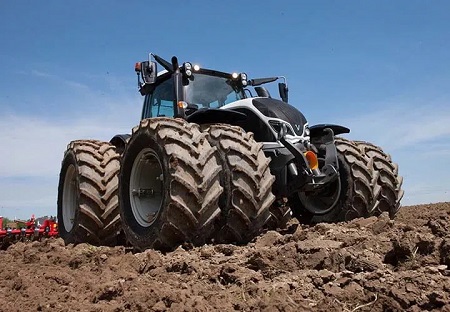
top-left (251, 98), bottom-right (307, 136)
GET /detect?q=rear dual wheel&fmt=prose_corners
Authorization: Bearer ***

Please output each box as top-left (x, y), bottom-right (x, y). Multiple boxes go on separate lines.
top-left (119, 118), bottom-right (223, 251)
top-left (354, 140), bottom-right (404, 217)
top-left (206, 124), bottom-right (276, 243)
top-left (58, 120), bottom-right (275, 250)
top-left (57, 140), bottom-right (121, 245)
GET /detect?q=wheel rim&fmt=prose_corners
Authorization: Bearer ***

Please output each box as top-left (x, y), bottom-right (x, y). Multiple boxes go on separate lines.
top-left (129, 148), bottom-right (164, 227)
top-left (298, 176), bottom-right (341, 215)
top-left (62, 164), bottom-right (77, 232)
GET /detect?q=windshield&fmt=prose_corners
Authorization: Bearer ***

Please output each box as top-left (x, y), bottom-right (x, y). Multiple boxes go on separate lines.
top-left (184, 73), bottom-right (245, 108)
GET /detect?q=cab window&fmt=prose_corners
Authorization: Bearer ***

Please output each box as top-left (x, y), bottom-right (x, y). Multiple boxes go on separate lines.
top-left (142, 78), bottom-right (175, 119)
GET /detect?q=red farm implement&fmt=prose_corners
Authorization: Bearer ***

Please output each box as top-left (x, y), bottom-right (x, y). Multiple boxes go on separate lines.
top-left (0, 215), bottom-right (58, 249)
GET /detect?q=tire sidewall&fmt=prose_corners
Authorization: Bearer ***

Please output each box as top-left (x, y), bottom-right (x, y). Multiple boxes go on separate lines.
top-left (119, 128), bottom-right (170, 250)
top-left (331, 153), bottom-right (354, 220)
top-left (57, 150), bottom-right (82, 243)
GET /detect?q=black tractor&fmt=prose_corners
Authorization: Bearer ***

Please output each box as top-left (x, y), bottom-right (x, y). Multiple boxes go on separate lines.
top-left (57, 54), bottom-right (404, 250)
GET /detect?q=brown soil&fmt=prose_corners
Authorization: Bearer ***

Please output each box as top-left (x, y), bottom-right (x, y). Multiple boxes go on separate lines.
top-left (1, 202), bottom-right (450, 312)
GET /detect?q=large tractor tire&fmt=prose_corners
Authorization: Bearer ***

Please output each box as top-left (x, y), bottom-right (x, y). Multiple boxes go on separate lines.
top-left (119, 118), bottom-right (222, 251)
top-left (57, 140), bottom-right (121, 245)
top-left (206, 125), bottom-right (276, 243)
top-left (354, 140), bottom-right (404, 217)
top-left (290, 137), bottom-right (379, 223)
top-left (291, 137), bottom-right (404, 223)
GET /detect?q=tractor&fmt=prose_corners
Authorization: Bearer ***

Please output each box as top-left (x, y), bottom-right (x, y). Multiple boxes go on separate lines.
top-left (57, 54), bottom-right (404, 251)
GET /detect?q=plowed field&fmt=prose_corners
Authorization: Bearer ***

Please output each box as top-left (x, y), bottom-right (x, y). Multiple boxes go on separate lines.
top-left (1, 202), bottom-right (449, 311)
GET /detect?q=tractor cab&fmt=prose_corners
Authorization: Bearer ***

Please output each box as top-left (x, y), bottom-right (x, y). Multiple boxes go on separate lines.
top-left (134, 54), bottom-right (289, 121)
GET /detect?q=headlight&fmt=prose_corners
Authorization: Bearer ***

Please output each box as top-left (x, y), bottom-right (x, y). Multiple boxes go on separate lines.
top-left (240, 73), bottom-right (248, 86)
top-left (184, 63), bottom-right (192, 77)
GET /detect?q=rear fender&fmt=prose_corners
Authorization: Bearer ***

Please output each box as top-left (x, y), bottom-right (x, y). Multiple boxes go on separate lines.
top-left (110, 134), bottom-right (131, 155)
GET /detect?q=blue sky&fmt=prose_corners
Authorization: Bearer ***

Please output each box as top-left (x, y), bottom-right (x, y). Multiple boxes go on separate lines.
top-left (0, 1), bottom-right (449, 219)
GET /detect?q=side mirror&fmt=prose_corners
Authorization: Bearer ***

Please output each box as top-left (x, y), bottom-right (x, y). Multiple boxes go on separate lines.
top-left (278, 82), bottom-right (288, 103)
top-left (139, 61), bottom-right (157, 84)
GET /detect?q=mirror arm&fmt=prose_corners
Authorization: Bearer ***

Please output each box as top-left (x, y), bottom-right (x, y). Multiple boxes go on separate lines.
top-left (151, 53), bottom-right (173, 73)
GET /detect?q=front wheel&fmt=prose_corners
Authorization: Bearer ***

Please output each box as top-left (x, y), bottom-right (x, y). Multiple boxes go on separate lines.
top-left (119, 118), bottom-right (223, 251)
top-left (290, 137), bottom-right (377, 223)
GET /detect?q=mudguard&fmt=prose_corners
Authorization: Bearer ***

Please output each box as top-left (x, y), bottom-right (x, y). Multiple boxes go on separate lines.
top-left (309, 124), bottom-right (350, 137)
top-left (110, 134), bottom-right (131, 154)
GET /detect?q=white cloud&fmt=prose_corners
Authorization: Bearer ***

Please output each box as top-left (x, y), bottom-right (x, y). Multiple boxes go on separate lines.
top-left (0, 108), bottom-right (141, 219)
top-left (0, 68), bottom-right (143, 218)
top-left (0, 68), bottom-right (143, 176)
top-left (0, 115), bottom-right (114, 177)
top-left (30, 69), bottom-right (90, 90)
top-left (342, 103), bottom-right (450, 151)
top-left (401, 180), bottom-right (450, 206)
top-left (339, 101), bottom-right (450, 206)
top-left (30, 70), bottom-right (54, 78)
top-left (0, 177), bottom-right (57, 219)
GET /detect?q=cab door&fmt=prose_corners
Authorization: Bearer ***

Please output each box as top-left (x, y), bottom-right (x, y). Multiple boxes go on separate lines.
top-left (141, 77), bottom-right (176, 119)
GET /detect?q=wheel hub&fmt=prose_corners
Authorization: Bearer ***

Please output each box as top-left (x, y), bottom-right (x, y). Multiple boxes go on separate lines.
top-left (298, 177), bottom-right (341, 215)
top-left (62, 164), bottom-right (77, 232)
top-left (129, 148), bottom-right (164, 227)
